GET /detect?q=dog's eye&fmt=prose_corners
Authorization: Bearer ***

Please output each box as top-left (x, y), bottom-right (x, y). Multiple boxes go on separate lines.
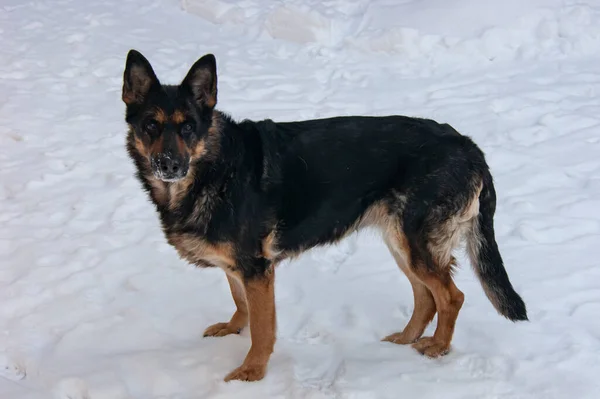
top-left (144, 121), bottom-right (158, 133)
top-left (181, 122), bottom-right (195, 136)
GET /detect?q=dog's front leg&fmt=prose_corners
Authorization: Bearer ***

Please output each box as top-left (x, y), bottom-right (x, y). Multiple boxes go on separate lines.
top-left (204, 274), bottom-right (248, 337)
top-left (224, 263), bottom-right (276, 382)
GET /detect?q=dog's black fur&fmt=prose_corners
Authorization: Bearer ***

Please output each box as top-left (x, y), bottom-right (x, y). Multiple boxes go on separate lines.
top-left (122, 50), bottom-right (527, 382)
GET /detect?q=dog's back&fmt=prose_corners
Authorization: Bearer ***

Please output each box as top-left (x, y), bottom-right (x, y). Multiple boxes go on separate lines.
top-left (251, 116), bottom-right (477, 249)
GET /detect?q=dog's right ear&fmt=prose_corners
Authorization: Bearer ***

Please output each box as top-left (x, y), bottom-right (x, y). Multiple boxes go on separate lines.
top-left (122, 50), bottom-right (160, 105)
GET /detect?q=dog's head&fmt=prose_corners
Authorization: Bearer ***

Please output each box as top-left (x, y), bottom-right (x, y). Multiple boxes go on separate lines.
top-left (122, 49), bottom-right (218, 182)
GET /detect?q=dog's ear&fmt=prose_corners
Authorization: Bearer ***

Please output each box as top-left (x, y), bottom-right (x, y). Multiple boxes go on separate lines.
top-left (181, 54), bottom-right (217, 109)
top-left (122, 49), bottom-right (160, 105)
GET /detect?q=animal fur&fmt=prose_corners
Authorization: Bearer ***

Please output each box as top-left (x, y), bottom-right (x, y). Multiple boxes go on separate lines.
top-left (121, 49), bottom-right (528, 382)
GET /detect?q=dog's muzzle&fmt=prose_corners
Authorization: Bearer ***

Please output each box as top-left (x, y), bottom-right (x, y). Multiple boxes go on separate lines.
top-left (150, 154), bottom-right (189, 182)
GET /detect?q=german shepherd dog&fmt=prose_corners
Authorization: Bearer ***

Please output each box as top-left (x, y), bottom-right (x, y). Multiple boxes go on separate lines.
top-left (121, 50), bottom-right (527, 382)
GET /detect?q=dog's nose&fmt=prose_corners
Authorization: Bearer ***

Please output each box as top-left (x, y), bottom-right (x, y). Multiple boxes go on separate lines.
top-left (151, 155), bottom-right (187, 180)
top-left (159, 158), bottom-right (180, 175)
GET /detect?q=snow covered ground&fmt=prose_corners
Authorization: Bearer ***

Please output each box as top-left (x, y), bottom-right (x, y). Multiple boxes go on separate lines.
top-left (1, 0), bottom-right (600, 397)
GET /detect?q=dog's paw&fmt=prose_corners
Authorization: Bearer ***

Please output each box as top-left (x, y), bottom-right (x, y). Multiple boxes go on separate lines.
top-left (381, 331), bottom-right (417, 345)
top-left (224, 363), bottom-right (266, 382)
top-left (412, 336), bottom-right (450, 358)
top-left (203, 322), bottom-right (242, 337)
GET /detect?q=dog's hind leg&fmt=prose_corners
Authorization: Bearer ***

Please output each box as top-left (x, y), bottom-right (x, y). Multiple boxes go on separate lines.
top-left (401, 199), bottom-right (469, 358)
top-left (203, 273), bottom-right (249, 337)
top-left (382, 228), bottom-right (437, 345)
top-left (409, 266), bottom-right (464, 357)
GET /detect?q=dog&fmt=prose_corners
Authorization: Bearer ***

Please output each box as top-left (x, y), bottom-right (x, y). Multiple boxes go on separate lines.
top-left (121, 49), bottom-right (527, 382)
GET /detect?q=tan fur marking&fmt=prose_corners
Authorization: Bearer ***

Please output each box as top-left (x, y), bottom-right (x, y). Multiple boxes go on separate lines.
top-left (132, 133), bottom-right (167, 204)
top-left (428, 183), bottom-right (483, 267)
top-left (224, 270), bottom-right (276, 382)
top-left (206, 97), bottom-right (216, 109)
top-left (411, 270), bottom-right (464, 358)
top-left (382, 220), bottom-right (410, 266)
top-left (172, 110), bottom-right (186, 124)
top-left (148, 177), bottom-right (168, 205)
top-left (358, 201), bottom-right (391, 229)
top-left (383, 227), bottom-right (437, 345)
top-left (168, 233), bottom-right (235, 269)
top-left (204, 273), bottom-right (249, 337)
top-left (191, 139), bottom-right (206, 159)
top-left (122, 91), bottom-right (136, 104)
top-left (153, 108), bottom-right (167, 124)
top-left (134, 136), bottom-right (149, 158)
top-left (262, 231), bottom-right (282, 260)
top-left (461, 183), bottom-right (483, 221)
top-left (168, 167), bottom-right (195, 210)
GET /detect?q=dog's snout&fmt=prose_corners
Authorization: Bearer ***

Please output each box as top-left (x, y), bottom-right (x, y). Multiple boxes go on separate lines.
top-left (159, 158), bottom-right (180, 174)
top-left (151, 154), bottom-right (188, 181)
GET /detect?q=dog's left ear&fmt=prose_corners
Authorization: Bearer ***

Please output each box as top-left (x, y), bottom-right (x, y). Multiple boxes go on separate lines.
top-left (181, 54), bottom-right (217, 109)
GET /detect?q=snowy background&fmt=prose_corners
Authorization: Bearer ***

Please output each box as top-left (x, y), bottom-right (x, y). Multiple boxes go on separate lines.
top-left (1, 0), bottom-right (600, 397)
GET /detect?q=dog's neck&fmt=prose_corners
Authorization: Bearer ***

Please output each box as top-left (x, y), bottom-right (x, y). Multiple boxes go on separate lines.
top-left (145, 171), bottom-right (195, 211)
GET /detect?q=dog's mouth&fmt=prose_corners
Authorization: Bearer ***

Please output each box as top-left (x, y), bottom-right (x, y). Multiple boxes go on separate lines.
top-left (154, 173), bottom-right (186, 183)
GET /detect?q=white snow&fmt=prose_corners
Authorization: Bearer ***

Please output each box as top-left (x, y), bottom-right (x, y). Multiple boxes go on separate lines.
top-left (1, 0), bottom-right (600, 397)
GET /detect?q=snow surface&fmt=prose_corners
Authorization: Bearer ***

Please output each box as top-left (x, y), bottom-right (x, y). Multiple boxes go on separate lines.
top-left (1, 0), bottom-right (600, 397)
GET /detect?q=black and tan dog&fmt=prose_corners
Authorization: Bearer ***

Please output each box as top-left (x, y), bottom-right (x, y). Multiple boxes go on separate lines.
top-left (121, 50), bottom-right (527, 382)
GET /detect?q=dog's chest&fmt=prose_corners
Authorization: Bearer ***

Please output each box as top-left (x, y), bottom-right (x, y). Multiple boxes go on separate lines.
top-left (147, 177), bottom-right (195, 211)
top-left (166, 232), bottom-right (236, 271)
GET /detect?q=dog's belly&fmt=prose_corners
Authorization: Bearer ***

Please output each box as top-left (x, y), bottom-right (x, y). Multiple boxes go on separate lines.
top-left (274, 198), bottom-right (388, 256)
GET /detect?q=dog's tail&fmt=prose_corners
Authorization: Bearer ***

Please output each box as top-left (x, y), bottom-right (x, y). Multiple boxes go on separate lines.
top-left (467, 169), bottom-right (528, 321)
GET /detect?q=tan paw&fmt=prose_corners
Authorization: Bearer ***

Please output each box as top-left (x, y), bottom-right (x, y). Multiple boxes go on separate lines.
top-left (203, 322), bottom-right (242, 337)
top-left (224, 363), bottom-right (266, 382)
top-left (412, 336), bottom-right (450, 358)
top-left (382, 331), bottom-right (418, 345)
